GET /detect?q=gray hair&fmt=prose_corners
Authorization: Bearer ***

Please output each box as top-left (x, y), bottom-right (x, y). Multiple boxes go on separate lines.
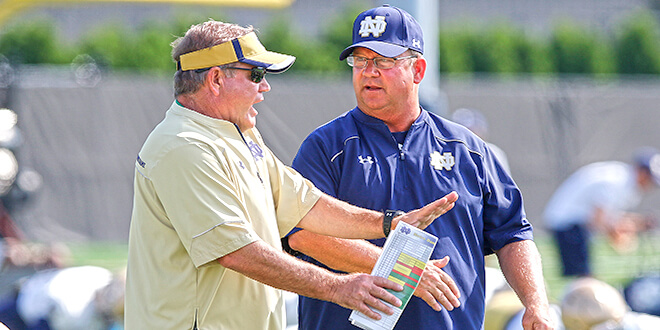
top-left (408, 49), bottom-right (422, 67)
top-left (171, 20), bottom-right (254, 96)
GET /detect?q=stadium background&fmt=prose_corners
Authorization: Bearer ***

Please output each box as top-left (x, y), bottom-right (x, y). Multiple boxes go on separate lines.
top-left (6, 72), bottom-right (660, 242)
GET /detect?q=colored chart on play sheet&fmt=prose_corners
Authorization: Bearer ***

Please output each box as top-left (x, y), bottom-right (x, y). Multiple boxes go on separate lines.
top-left (349, 222), bottom-right (438, 330)
top-left (388, 253), bottom-right (425, 307)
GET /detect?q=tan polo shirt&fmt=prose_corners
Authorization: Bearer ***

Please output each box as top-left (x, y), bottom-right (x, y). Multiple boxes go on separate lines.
top-left (125, 101), bottom-right (321, 329)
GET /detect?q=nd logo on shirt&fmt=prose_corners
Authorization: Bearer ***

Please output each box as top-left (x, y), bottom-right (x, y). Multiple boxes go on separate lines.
top-left (359, 16), bottom-right (387, 37)
top-left (430, 151), bottom-right (455, 171)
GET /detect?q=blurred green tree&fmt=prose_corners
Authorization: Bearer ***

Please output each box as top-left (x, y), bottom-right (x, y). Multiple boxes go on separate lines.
top-left (0, 19), bottom-right (71, 64)
top-left (0, 6), bottom-right (658, 77)
top-left (439, 24), bottom-right (477, 74)
top-left (614, 10), bottom-right (660, 75)
top-left (77, 23), bottom-right (131, 69)
top-left (549, 20), bottom-right (602, 74)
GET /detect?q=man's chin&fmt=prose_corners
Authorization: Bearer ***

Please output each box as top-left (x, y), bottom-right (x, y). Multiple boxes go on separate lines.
top-left (239, 118), bottom-right (257, 132)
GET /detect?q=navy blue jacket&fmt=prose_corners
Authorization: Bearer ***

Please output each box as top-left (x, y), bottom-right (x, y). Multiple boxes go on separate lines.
top-left (289, 107), bottom-right (533, 330)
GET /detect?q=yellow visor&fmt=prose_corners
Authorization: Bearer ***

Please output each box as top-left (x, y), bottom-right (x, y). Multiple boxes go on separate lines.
top-left (178, 32), bottom-right (295, 73)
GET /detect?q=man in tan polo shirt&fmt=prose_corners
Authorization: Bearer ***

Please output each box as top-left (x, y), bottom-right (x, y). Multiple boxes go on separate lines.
top-left (124, 19), bottom-right (458, 330)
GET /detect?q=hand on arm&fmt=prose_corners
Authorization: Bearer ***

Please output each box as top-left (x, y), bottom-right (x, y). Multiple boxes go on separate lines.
top-left (288, 231), bottom-right (461, 311)
top-left (217, 240), bottom-right (403, 320)
top-left (497, 240), bottom-right (555, 330)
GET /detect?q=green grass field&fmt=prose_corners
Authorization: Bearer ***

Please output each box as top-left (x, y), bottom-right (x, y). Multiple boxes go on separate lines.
top-left (65, 241), bottom-right (129, 273)
top-left (535, 232), bottom-right (660, 302)
top-left (65, 232), bottom-right (660, 304)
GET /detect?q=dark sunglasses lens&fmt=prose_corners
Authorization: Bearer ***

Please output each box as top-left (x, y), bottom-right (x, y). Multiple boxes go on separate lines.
top-left (251, 67), bottom-right (266, 83)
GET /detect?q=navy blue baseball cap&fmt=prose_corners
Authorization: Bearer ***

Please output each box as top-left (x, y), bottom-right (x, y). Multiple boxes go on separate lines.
top-left (339, 5), bottom-right (424, 61)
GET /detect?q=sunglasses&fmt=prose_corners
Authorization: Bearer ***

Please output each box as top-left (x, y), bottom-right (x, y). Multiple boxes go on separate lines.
top-left (194, 66), bottom-right (267, 83)
top-left (225, 66), bottom-right (267, 83)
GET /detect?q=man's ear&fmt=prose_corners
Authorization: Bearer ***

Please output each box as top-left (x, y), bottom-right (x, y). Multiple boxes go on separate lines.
top-left (413, 57), bottom-right (426, 84)
top-left (206, 67), bottom-right (225, 95)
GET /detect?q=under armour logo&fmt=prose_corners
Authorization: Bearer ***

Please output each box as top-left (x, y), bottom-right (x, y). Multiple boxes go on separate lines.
top-left (430, 151), bottom-right (455, 171)
top-left (358, 155), bottom-right (374, 165)
top-left (359, 16), bottom-right (387, 38)
top-left (412, 39), bottom-right (421, 49)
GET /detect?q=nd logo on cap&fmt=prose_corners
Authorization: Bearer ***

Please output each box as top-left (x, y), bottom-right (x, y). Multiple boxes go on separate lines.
top-left (359, 16), bottom-right (387, 38)
top-left (339, 5), bottom-right (424, 60)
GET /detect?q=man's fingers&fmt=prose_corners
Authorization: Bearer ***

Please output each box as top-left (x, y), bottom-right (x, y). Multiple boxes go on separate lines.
top-left (354, 302), bottom-right (382, 320)
top-left (436, 191), bottom-right (459, 208)
top-left (365, 291), bottom-right (396, 316)
top-left (398, 192), bottom-right (458, 229)
top-left (433, 265), bottom-right (461, 307)
top-left (416, 280), bottom-right (456, 311)
top-left (340, 275), bottom-right (403, 320)
top-left (371, 277), bottom-right (403, 307)
top-left (433, 256), bottom-right (450, 268)
top-left (429, 192), bottom-right (458, 217)
top-left (373, 276), bottom-right (403, 291)
top-left (357, 282), bottom-right (400, 319)
top-left (439, 281), bottom-right (461, 309)
top-left (443, 275), bottom-right (461, 304)
top-left (420, 191), bottom-right (458, 225)
top-left (413, 258), bottom-right (461, 311)
top-left (419, 290), bottom-right (442, 311)
top-left (428, 259), bottom-right (461, 303)
top-left (414, 265), bottom-right (450, 311)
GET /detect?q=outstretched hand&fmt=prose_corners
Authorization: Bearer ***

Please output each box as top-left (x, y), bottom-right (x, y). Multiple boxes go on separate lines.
top-left (397, 191), bottom-right (458, 230)
top-left (330, 273), bottom-right (403, 320)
